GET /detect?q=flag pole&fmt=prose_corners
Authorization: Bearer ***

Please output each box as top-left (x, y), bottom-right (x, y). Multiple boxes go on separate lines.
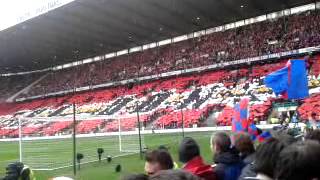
top-left (18, 117), bottom-right (22, 162)
top-left (118, 117), bottom-right (122, 152)
top-left (136, 101), bottom-right (143, 159)
top-left (180, 106), bottom-right (184, 138)
top-left (73, 102), bottom-right (77, 176)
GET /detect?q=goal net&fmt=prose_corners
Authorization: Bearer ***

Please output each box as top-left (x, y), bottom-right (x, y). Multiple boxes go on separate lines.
top-left (16, 115), bottom-right (145, 170)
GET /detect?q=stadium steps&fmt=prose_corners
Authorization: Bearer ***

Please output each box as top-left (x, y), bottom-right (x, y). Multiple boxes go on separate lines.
top-left (205, 111), bottom-right (218, 126)
top-left (6, 73), bottom-right (49, 103)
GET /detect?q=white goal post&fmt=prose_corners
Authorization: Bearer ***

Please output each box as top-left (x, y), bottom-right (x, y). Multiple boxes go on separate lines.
top-left (0, 115), bottom-right (145, 170)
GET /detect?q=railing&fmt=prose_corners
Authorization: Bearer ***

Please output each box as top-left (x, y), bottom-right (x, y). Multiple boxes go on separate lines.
top-left (0, 123), bottom-right (306, 142)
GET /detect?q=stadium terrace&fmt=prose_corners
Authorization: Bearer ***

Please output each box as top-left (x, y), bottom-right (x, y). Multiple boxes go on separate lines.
top-left (1, 1), bottom-right (320, 180)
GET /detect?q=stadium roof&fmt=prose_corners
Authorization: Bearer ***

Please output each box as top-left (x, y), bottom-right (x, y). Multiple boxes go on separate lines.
top-left (0, 0), bottom-right (314, 73)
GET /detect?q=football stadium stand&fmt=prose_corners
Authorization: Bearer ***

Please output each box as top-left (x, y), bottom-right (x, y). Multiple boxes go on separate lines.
top-left (0, 10), bottom-right (318, 100)
top-left (0, 9), bottom-right (320, 138)
top-left (0, 54), bottom-right (319, 138)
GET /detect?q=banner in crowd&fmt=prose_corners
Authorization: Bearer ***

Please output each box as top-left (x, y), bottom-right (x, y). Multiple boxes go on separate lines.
top-left (264, 59), bottom-right (309, 100)
top-left (232, 98), bottom-right (272, 142)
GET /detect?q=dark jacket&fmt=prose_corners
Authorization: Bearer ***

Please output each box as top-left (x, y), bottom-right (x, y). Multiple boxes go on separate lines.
top-left (214, 148), bottom-right (244, 180)
top-left (239, 154), bottom-right (256, 180)
top-left (240, 153), bottom-right (254, 165)
top-left (183, 156), bottom-right (217, 180)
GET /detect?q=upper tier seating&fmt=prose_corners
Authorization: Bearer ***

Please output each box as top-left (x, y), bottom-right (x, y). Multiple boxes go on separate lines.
top-left (10, 11), bottom-right (320, 98)
top-left (0, 73), bottom-right (42, 102)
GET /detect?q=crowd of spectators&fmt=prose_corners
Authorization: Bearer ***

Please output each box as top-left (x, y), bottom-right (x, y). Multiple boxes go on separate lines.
top-left (14, 10), bottom-right (320, 98)
top-left (124, 129), bottom-right (320, 180)
top-left (0, 73), bottom-right (42, 101)
top-left (1, 54), bottom-right (320, 137)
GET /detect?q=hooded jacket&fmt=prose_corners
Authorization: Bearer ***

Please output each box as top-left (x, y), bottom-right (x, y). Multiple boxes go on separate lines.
top-left (239, 153), bottom-right (256, 180)
top-left (213, 148), bottom-right (244, 180)
top-left (183, 156), bottom-right (217, 180)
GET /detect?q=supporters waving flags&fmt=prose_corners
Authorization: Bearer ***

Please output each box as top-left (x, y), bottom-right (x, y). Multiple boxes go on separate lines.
top-left (264, 59), bottom-right (309, 100)
top-left (232, 98), bottom-right (272, 142)
top-left (1, 1), bottom-right (320, 179)
top-left (123, 129), bottom-right (320, 180)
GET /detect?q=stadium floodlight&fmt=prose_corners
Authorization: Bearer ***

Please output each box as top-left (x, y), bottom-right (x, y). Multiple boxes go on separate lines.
top-left (97, 148), bottom-right (104, 162)
top-left (76, 153), bottom-right (84, 170)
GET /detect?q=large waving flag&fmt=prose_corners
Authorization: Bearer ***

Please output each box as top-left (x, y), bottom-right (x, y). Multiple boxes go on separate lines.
top-left (232, 98), bottom-right (271, 142)
top-left (264, 59), bottom-right (309, 100)
top-left (232, 98), bottom-right (250, 132)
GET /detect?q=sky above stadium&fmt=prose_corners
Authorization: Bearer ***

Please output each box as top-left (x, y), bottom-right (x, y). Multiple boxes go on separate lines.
top-left (0, 0), bottom-right (74, 31)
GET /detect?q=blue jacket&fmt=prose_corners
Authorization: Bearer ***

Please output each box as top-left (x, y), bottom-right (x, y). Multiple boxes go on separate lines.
top-left (214, 148), bottom-right (244, 180)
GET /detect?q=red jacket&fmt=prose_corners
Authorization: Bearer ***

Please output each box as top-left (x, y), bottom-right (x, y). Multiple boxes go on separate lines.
top-left (183, 156), bottom-right (217, 180)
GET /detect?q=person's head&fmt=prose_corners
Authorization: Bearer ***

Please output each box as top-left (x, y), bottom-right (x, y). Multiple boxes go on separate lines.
top-left (149, 170), bottom-right (200, 180)
top-left (158, 145), bottom-right (169, 151)
top-left (254, 137), bottom-right (286, 178)
top-left (145, 149), bottom-right (174, 176)
top-left (122, 174), bottom-right (149, 180)
top-left (51, 177), bottom-right (74, 180)
top-left (305, 129), bottom-right (320, 143)
top-left (271, 130), bottom-right (296, 146)
top-left (178, 137), bottom-right (200, 164)
top-left (4, 162), bottom-right (31, 180)
top-left (234, 133), bottom-right (255, 157)
top-left (275, 140), bottom-right (320, 180)
top-left (210, 132), bottom-right (231, 154)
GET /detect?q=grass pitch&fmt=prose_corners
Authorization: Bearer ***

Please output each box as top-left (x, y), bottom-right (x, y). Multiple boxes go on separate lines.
top-left (0, 131), bottom-right (214, 180)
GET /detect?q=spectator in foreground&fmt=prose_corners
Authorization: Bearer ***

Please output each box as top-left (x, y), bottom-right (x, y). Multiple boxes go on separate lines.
top-left (144, 149), bottom-right (174, 176)
top-left (250, 138), bottom-right (286, 180)
top-left (211, 132), bottom-right (244, 180)
top-left (271, 130), bottom-right (296, 146)
top-left (50, 177), bottom-right (74, 180)
top-left (275, 140), bottom-right (320, 180)
top-left (158, 145), bottom-right (179, 169)
top-left (178, 137), bottom-right (216, 180)
top-left (234, 133), bottom-right (256, 180)
top-left (122, 174), bottom-right (149, 180)
top-left (234, 133), bottom-right (255, 164)
top-left (305, 129), bottom-right (320, 143)
top-left (2, 162), bottom-right (35, 180)
top-left (149, 170), bottom-right (200, 180)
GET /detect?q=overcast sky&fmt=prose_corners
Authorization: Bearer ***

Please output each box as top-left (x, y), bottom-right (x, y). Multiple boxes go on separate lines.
top-left (0, 0), bottom-right (74, 31)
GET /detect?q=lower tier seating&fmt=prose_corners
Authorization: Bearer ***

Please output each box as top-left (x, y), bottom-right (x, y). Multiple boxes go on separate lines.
top-left (0, 55), bottom-right (320, 137)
